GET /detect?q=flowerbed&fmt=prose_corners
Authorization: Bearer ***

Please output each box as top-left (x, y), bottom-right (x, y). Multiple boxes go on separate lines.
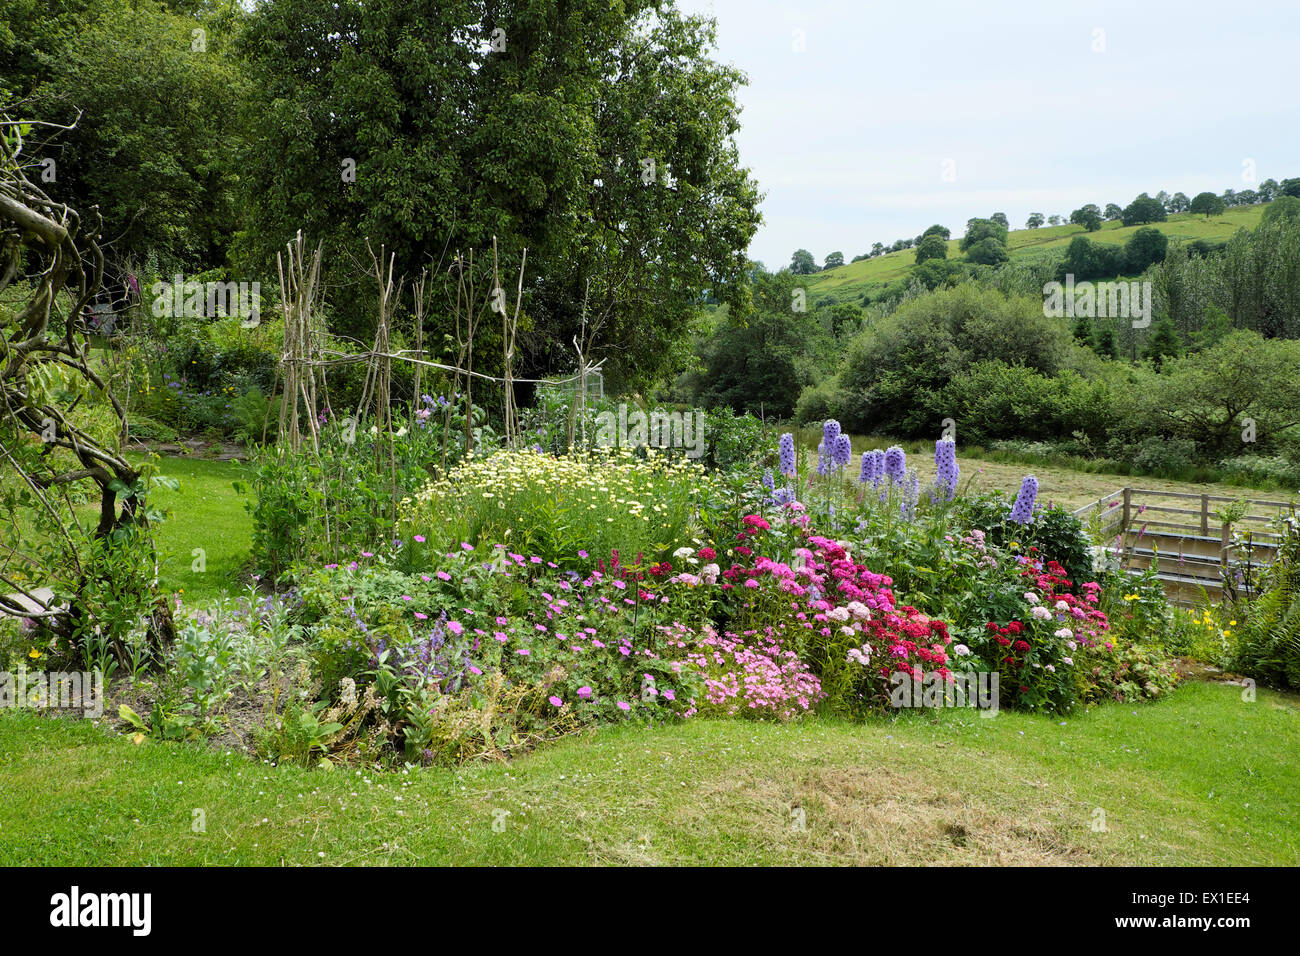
top-left (8, 421), bottom-right (1183, 769)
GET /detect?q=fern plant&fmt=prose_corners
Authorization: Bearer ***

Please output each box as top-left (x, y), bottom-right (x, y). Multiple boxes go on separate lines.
top-left (1234, 512), bottom-right (1300, 688)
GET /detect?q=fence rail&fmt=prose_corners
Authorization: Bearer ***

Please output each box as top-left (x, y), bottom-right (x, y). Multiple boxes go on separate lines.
top-left (1073, 487), bottom-right (1296, 605)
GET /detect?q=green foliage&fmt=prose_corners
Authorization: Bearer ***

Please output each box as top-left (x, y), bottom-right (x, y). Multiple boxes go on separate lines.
top-left (954, 492), bottom-right (1094, 587)
top-left (1261, 195), bottom-right (1300, 224)
top-left (1143, 317), bottom-right (1181, 371)
top-left (914, 233), bottom-right (948, 264)
top-left (18, 0), bottom-right (248, 266)
top-left (1190, 191), bottom-right (1226, 217)
top-left (790, 249), bottom-right (817, 274)
top-left (1143, 330), bottom-right (1300, 458)
top-left (960, 218), bottom-right (1008, 252)
top-left (1234, 512), bottom-right (1300, 689)
top-left (966, 237), bottom-right (1009, 266)
top-left (1070, 204), bottom-right (1102, 232)
top-left (1122, 193), bottom-right (1168, 226)
top-left (835, 284), bottom-right (1075, 437)
top-left (237, 0), bottom-right (761, 386)
top-left (1125, 226), bottom-right (1169, 272)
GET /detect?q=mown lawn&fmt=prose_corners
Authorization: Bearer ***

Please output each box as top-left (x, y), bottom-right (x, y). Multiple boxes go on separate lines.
top-left (1, 681), bottom-right (1295, 866)
top-left (145, 456), bottom-right (251, 603)
top-left (5, 455), bottom-right (250, 605)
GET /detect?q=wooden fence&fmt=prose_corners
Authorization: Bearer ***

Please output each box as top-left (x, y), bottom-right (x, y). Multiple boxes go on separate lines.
top-left (1072, 488), bottom-right (1296, 605)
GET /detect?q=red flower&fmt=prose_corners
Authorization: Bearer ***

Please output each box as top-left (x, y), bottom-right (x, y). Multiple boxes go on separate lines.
top-left (1013, 639), bottom-right (1030, 653)
top-left (699, 547), bottom-right (716, 561)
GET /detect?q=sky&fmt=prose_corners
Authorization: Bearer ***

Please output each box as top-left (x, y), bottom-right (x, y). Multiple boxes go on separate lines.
top-left (674, 0), bottom-right (1300, 270)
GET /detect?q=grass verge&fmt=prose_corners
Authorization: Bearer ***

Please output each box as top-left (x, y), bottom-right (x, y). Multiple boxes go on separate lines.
top-left (1, 681), bottom-right (1294, 866)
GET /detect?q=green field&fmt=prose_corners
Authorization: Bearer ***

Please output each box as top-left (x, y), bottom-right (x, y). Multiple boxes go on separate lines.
top-left (0, 680), bottom-right (1294, 865)
top-left (806, 204), bottom-right (1269, 301)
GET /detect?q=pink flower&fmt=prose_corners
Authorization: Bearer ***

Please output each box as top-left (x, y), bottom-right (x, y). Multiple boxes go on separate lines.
top-left (617, 701), bottom-right (631, 711)
top-left (414, 535), bottom-right (426, 543)
top-left (517, 648), bottom-right (530, 656)
top-left (414, 612), bottom-right (428, 620)
top-left (549, 696), bottom-right (563, 707)
top-left (448, 621), bottom-right (463, 636)
top-left (578, 686), bottom-right (593, 698)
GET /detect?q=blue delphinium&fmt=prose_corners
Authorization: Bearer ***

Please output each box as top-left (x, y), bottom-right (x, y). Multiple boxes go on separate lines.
top-left (832, 433), bottom-right (852, 470)
top-left (778, 432), bottom-right (797, 477)
top-left (860, 449), bottom-right (884, 486)
top-left (816, 442), bottom-right (832, 475)
top-left (822, 419), bottom-right (841, 447)
top-left (883, 445), bottom-right (907, 483)
top-left (933, 438), bottom-right (959, 502)
top-left (1009, 474), bottom-right (1039, 524)
top-left (900, 469), bottom-right (920, 522)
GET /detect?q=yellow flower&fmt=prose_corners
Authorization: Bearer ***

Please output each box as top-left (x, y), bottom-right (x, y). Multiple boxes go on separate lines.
top-left (28, 648), bottom-right (42, 660)
top-left (1229, 620), bottom-right (1237, 626)
top-left (1123, 593), bottom-right (1139, 601)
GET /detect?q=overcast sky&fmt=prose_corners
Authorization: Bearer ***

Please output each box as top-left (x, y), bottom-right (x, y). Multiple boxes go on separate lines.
top-left (674, 0), bottom-right (1300, 270)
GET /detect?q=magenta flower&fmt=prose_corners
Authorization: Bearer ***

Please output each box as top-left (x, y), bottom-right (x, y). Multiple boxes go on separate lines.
top-left (548, 696), bottom-right (563, 707)
top-left (617, 701), bottom-right (631, 711)
top-left (578, 686), bottom-right (593, 698)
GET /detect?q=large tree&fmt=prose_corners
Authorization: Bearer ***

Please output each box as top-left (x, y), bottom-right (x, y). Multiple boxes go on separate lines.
top-left (8, 0), bottom-right (248, 270)
top-left (236, 0), bottom-right (761, 388)
top-left (1190, 191), bottom-right (1226, 218)
top-left (1122, 193), bottom-right (1167, 226)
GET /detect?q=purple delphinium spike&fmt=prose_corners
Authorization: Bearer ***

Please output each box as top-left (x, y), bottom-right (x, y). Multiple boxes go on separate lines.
top-left (1009, 474), bottom-right (1039, 524)
top-left (883, 445), bottom-right (907, 483)
top-left (778, 432), bottom-right (797, 477)
top-left (832, 433), bottom-right (852, 469)
top-left (933, 438), bottom-right (959, 502)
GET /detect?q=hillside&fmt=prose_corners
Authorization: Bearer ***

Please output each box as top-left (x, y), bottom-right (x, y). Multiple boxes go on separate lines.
top-left (805, 203), bottom-right (1270, 301)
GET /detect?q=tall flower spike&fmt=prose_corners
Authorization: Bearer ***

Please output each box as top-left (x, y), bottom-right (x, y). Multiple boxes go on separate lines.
top-left (832, 433), bottom-right (852, 469)
top-left (778, 432), bottom-right (796, 478)
top-left (1009, 474), bottom-right (1039, 524)
top-left (883, 445), bottom-right (907, 483)
top-left (934, 438), bottom-right (959, 502)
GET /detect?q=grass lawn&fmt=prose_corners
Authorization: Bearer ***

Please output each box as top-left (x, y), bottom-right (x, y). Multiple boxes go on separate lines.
top-left (4, 455), bottom-right (250, 606)
top-left (1, 680), bottom-right (1295, 866)
top-left (144, 456), bottom-right (251, 603)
